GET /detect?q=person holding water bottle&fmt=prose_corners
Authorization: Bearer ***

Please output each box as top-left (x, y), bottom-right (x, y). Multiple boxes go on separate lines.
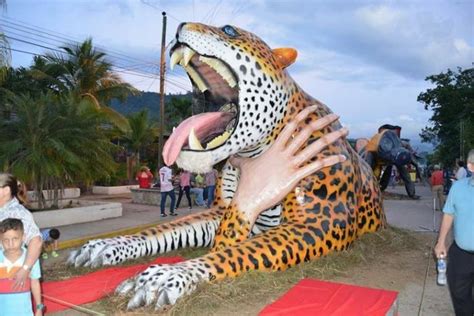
top-left (434, 149), bottom-right (474, 316)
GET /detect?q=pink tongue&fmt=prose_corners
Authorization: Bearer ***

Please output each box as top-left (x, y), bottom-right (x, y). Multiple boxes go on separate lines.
top-left (163, 112), bottom-right (231, 166)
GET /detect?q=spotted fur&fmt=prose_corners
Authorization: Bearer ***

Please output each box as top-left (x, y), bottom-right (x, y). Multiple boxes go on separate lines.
top-left (70, 22), bottom-right (385, 309)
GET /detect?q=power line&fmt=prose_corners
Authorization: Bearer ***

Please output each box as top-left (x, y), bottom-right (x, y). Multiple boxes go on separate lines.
top-left (5, 45), bottom-right (194, 96)
top-left (1, 24), bottom-right (159, 71)
top-left (140, 0), bottom-right (182, 23)
top-left (0, 17), bottom-right (160, 67)
top-left (4, 44), bottom-right (162, 82)
top-left (0, 24), bottom-right (160, 75)
top-left (6, 44), bottom-right (193, 95)
top-left (202, 0), bottom-right (223, 24)
top-left (1, 45), bottom-right (38, 57)
top-left (1, 8), bottom-right (234, 96)
top-left (1, 16), bottom-right (200, 94)
top-left (5, 35), bottom-right (66, 55)
top-left (4, 32), bottom-right (163, 78)
top-left (6, 43), bottom-right (194, 94)
top-left (0, 16), bottom-right (159, 65)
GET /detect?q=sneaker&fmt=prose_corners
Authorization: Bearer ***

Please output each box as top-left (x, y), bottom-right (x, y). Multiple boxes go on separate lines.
top-left (51, 251), bottom-right (59, 258)
top-left (188, 206), bottom-right (192, 210)
top-left (161, 213), bottom-right (167, 217)
top-left (170, 212), bottom-right (178, 216)
top-left (42, 253), bottom-right (48, 260)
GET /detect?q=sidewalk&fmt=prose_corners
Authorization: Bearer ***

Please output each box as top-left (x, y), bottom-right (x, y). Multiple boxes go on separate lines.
top-left (56, 193), bottom-right (206, 249)
top-left (384, 183), bottom-right (443, 232)
top-left (383, 183), bottom-right (453, 316)
top-left (58, 183), bottom-right (441, 246)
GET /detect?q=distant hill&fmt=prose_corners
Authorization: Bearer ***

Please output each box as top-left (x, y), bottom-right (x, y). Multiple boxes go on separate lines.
top-left (109, 91), bottom-right (192, 118)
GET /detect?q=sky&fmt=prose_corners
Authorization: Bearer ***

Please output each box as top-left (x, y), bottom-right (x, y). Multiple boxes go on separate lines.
top-left (2, 0), bottom-right (473, 151)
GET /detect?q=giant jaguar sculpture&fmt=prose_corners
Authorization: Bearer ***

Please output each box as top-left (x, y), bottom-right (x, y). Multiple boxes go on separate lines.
top-left (69, 22), bottom-right (385, 310)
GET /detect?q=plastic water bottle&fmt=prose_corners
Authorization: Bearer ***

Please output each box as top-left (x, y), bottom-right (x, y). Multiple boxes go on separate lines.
top-left (437, 256), bottom-right (447, 286)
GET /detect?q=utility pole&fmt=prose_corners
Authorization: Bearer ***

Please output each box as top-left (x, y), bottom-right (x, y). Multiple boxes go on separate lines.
top-left (460, 119), bottom-right (465, 160)
top-left (158, 11), bottom-right (167, 171)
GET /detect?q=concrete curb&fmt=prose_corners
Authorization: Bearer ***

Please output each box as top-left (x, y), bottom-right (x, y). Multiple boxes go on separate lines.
top-left (57, 220), bottom-right (163, 250)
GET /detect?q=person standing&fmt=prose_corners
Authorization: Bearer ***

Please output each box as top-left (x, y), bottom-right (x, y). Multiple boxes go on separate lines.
top-left (159, 165), bottom-right (176, 217)
top-left (434, 149), bottom-right (474, 315)
top-left (204, 168), bottom-right (218, 208)
top-left (135, 166), bottom-right (153, 189)
top-left (455, 161), bottom-right (467, 180)
top-left (0, 218), bottom-right (43, 316)
top-left (443, 166), bottom-right (454, 194)
top-left (430, 165), bottom-right (445, 211)
top-left (0, 173), bottom-right (42, 291)
top-left (190, 174), bottom-right (205, 207)
top-left (175, 170), bottom-right (192, 210)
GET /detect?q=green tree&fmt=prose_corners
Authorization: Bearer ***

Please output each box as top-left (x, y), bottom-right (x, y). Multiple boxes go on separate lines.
top-left (121, 109), bottom-right (158, 180)
top-left (165, 96), bottom-right (192, 130)
top-left (0, 92), bottom-right (117, 209)
top-left (32, 39), bottom-right (138, 131)
top-left (418, 67), bottom-right (474, 165)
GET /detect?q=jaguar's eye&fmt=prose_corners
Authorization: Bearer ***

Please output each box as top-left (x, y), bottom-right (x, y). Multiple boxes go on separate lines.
top-left (221, 25), bottom-right (239, 37)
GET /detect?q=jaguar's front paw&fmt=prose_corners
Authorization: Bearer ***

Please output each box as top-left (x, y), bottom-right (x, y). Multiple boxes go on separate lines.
top-left (116, 262), bottom-right (208, 310)
top-left (67, 236), bottom-right (144, 267)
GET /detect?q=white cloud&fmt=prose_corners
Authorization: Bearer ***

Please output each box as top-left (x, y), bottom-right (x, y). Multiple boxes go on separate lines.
top-left (293, 67), bottom-right (431, 142)
top-left (7, 0), bottom-right (471, 148)
top-left (399, 115), bottom-right (415, 122)
top-left (356, 5), bottom-right (402, 29)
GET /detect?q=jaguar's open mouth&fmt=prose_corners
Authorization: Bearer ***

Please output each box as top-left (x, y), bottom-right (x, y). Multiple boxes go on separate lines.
top-left (163, 44), bottom-right (239, 166)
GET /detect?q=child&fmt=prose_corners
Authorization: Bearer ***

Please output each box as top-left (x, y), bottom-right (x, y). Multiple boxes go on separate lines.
top-left (41, 228), bottom-right (60, 259)
top-left (0, 218), bottom-right (44, 316)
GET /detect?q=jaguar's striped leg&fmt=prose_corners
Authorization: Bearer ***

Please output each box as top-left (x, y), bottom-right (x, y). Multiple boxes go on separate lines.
top-left (117, 220), bottom-right (359, 310)
top-left (68, 209), bottom-right (223, 268)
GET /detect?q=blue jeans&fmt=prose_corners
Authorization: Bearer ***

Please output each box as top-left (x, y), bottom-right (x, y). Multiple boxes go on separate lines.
top-left (160, 190), bottom-right (176, 214)
top-left (206, 185), bottom-right (216, 208)
top-left (176, 185), bottom-right (192, 208)
top-left (190, 188), bottom-right (204, 206)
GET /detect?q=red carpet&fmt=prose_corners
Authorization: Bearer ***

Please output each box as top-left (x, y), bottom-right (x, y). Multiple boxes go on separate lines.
top-left (259, 279), bottom-right (398, 316)
top-left (42, 256), bottom-right (184, 314)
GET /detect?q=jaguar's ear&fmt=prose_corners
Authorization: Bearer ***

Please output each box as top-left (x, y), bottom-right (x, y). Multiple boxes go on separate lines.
top-left (272, 48), bottom-right (298, 69)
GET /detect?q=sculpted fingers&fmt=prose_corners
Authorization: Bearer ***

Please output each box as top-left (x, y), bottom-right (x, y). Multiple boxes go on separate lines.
top-left (277, 105), bottom-right (318, 148)
top-left (293, 127), bottom-right (349, 166)
top-left (286, 113), bottom-right (339, 155)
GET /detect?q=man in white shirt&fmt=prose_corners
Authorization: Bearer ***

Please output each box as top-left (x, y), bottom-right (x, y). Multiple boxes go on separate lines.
top-left (159, 165), bottom-right (176, 217)
top-left (455, 161), bottom-right (467, 180)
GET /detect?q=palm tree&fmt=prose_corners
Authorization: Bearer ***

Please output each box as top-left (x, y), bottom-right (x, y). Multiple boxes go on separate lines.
top-left (120, 109), bottom-right (158, 181)
top-left (31, 38), bottom-right (138, 131)
top-left (0, 92), bottom-right (117, 209)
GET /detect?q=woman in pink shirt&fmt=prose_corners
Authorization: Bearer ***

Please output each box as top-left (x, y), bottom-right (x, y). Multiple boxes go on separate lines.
top-left (175, 170), bottom-right (192, 209)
